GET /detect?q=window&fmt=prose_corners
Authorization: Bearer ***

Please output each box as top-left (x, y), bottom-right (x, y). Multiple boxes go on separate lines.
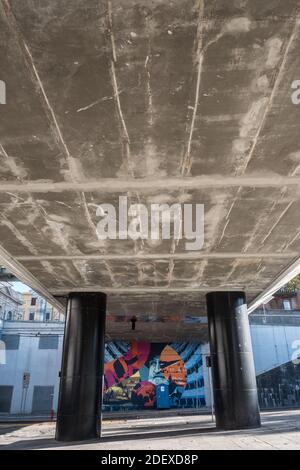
top-left (1, 334), bottom-right (20, 350)
top-left (0, 386), bottom-right (13, 413)
top-left (32, 386), bottom-right (54, 414)
top-left (45, 312), bottom-right (50, 322)
top-left (283, 299), bottom-right (291, 310)
top-left (31, 297), bottom-right (37, 306)
top-left (6, 311), bottom-right (12, 320)
top-left (38, 335), bottom-right (58, 350)
top-left (29, 311), bottom-right (35, 321)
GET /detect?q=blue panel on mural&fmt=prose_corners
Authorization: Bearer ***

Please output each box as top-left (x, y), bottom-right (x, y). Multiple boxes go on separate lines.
top-left (156, 383), bottom-right (170, 409)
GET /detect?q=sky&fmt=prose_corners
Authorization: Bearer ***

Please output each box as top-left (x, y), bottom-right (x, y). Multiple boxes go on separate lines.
top-left (11, 281), bottom-right (31, 293)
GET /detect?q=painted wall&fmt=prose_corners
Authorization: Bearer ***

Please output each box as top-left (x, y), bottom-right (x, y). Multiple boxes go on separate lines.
top-left (0, 321), bottom-right (63, 414)
top-left (103, 341), bottom-right (211, 411)
top-left (0, 323), bottom-right (211, 414)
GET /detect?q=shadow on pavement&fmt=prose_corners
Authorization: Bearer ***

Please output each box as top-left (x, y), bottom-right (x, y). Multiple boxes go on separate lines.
top-left (1, 410), bottom-right (300, 450)
top-left (0, 425), bottom-right (217, 450)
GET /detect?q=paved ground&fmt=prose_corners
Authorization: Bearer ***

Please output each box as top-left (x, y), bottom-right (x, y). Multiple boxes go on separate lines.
top-left (1, 410), bottom-right (300, 450)
top-left (0, 407), bottom-right (209, 422)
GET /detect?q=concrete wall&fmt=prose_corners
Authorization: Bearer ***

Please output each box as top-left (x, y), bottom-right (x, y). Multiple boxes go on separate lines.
top-left (0, 321), bottom-right (63, 415)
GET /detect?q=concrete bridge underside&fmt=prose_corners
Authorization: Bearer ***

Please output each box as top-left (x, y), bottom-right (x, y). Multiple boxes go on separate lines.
top-left (1, 0), bottom-right (300, 441)
top-left (1, 0), bottom-right (300, 341)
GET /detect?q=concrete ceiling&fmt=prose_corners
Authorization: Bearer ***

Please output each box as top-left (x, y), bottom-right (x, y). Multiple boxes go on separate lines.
top-left (1, 0), bottom-right (300, 340)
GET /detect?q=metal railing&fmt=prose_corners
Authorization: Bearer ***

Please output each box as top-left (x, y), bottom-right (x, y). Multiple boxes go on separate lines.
top-left (274, 286), bottom-right (298, 297)
top-left (250, 309), bottom-right (300, 326)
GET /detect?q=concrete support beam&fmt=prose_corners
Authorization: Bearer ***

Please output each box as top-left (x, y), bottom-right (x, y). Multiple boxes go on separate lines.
top-left (206, 291), bottom-right (260, 430)
top-left (56, 292), bottom-right (106, 442)
top-left (0, 175), bottom-right (300, 193)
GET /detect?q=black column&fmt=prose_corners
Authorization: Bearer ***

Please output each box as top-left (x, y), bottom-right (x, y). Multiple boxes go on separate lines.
top-left (206, 291), bottom-right (260, 430)
top-left (56, 292), bottom-right (106, 441)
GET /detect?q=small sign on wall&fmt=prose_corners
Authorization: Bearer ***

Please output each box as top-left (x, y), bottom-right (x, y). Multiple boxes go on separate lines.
top-left (22, 372), bottom-right (30, 388)
top-left (206, 356), bottom-right (212, 368)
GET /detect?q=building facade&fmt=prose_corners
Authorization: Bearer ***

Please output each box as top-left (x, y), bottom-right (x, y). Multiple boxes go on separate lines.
top-left (21, 291), bottom-right (64, 322)
top-left (0, 320), bottom-right (64, 415)
top-left (0, 283), bottom-right (22, 321)
top-left (0, 285), bottom-right (64, 324)
top-left (266, 286), bottom-right (300, 311)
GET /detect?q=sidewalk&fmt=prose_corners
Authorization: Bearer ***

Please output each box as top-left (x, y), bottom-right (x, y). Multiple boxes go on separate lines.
top-left (0, 407), bottom-right (212, 423)
top-left (1, 410), bottom-right (300, 450)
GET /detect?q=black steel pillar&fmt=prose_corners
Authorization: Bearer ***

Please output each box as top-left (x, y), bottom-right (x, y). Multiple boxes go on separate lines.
top-left (206, 291), bottom-right (260, 430)
top-left (56, 292), bottom-right (106, 441)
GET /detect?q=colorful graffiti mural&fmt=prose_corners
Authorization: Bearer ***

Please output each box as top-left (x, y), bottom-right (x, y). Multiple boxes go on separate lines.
top-left (103, 342), bottom-right (206, 411)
